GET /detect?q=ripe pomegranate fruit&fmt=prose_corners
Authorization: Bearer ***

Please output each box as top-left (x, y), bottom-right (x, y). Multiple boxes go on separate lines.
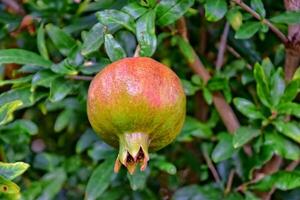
top-left (87, 57), bottom-right (186, 174)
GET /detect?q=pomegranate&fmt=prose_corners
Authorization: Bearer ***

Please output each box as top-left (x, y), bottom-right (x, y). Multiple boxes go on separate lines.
top-left (87, 57), bottom-right (186, 174)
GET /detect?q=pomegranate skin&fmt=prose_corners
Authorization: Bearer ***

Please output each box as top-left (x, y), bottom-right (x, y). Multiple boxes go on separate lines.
top-left (87, 57), bottom-right (186, 173)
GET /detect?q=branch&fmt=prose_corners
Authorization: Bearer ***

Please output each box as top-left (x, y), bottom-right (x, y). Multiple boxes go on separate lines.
top-left (177, 18), bottom-right (240, 133)
top-left (133, 44), bottom-right (140, 57)
top-left (66, 75), bottom-right (93, 81)
top-left (203, 151), bottom-right (221, 183)
top-left (1, 0), bottom-right (25, 15)
top-left (216, 22), bottom-right (230, 70)
top-left (225, 170), bottom-right (235, 194)
top-left (232, 0), bottom-right (288, 44)
top-left (284, 0), bottom-right (300, 81)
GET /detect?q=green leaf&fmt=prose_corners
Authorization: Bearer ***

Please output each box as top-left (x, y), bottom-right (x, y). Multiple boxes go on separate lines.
top-left (0, 162), bottom-right (29, 180)
top-left (85, 157), bottom-right (115, 200)
top-left (273, 121), bottom-right (300, 144)
top-left (277, 102), bottom-right (300, 118)
top-left (127, 169), bottom-right (149, 191)
top-left (207, 77), bottom-right (227, 91)
top-left (204, 0), bottom-right (227, 22)
top-left (181, 79), bottom-right (200, 96)
top-left (176, 36), bottom-right (195, 63)
top-left (76, 129), bottom-right (98, 154)
top-left (173, 185), bottom-right (222, 200)
top-left (96, 10), bottom-right (136, 33)
top-left (235, 22), bottom-right (261, 39)
top-left (233, 98), bottom-right (264, 119)
top-left (156, 0), bottom-right (195, 26)
top-left (270, 68), bottom-right (285, 106)
top-left (177, 116), bottom-right (212, 142)
top-left (54, 109), bottom-right (74, 132)
top-left (104, 34), bottom-right (127, 62)
top-left (152, 159), bottom-right (177, 175)
top-left (265, 132), bottom-right (300, 160)
top-left (0, 49), bottom-right (52, 68)
top-left (122, 2), bottom-right (148, 19)
top-left (45, 24), bottom-right (77, 56)
top-left (203, 88), bottom-right (213, 105)
top-left (0, 75), bottom-right (32, 87)
top-left (81, 23), bottom-right (105, 56)
top-left (251, 171), bottom-right (300, 191)
top-left (49, 78), bottom-right (72, 102)
top-left (280, 79), bottom-right (299, 103)
top-left (136, 10), bottom-right (157, 57)
top-left (250, 0), bottom-right (265, 18)
top-left (32, 70), bottom-right (59, 88)
top-left (270, 11), bottom-right (300, 24)
top-left (0, 87), bottom-right (45, 109)
top-left (37, 169), bottom-right (66, 200)
top-left (1, 119), bottom-right (38, 135)
top-left (0, 176), bottom-right (20, 195)
top-left (37, 24), bottom-right (49, 60)
top-left (253, 63), bottom-right (271, 107)
top-left (233, 126), bottom-right (260, 148)
top-left (226, 7), bottom-right (243, 30)
top-left (212, 133), bottom-right (236, 163)
top-left (0, 100), bottom-right (23, 126)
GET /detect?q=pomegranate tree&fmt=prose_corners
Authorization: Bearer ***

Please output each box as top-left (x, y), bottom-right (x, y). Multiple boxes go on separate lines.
top-left (87, 57), bottom-right (186, 174)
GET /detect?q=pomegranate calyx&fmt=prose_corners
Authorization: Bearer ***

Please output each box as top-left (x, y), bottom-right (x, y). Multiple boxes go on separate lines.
top-left (114, 132), bottom-right (149, 174)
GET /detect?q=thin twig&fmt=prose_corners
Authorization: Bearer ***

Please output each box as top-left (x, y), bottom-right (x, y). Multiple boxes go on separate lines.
top-left (66, 75), bottom-right (93, 81)
top-left (133, 44), bottom-right (140, 57)
top-left (203, 152), bottom-right (221, 183)
top-left (225, 170), bottom-right (235, 194)
top-left (1, 0), bottom-right (25, 15)
top-left (226, 45), bottom-right (252, 69)
top-left (176, 18), bottom-right (239, 133)
top-left (232, 0), bottom-right (288, 44)
top-left (216, 22), bottom-right (230, 70)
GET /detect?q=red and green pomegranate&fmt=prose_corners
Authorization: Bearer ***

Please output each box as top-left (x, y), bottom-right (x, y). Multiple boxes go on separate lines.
top-left (87, 57), bottom-right (186, 174)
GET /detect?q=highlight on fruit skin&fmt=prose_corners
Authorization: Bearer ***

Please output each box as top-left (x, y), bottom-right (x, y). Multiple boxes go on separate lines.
top-left (87, 57), bottom-right (186, 174)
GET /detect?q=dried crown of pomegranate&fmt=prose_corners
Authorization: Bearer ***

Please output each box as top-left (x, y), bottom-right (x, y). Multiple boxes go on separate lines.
top-left (87, 57), bottom-right (186, 174)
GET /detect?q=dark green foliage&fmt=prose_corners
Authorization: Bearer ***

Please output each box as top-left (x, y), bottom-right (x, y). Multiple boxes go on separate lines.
top-left (0, 0), bottom-right (300, 199)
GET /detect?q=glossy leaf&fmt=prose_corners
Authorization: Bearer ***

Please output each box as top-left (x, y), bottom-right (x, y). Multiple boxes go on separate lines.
top-left (122, 2), bottom-right (148, 19)
top-left (265, 132), bottom-right (300, 160)
top-left (204, 0), bottom-right (227, 22)
top-left (85, 157), bottom-right (115, 200)
top-left (104, 34), bottom-right (127, 62)
top-left (270, 11), bottom-right (300, 24)
top-left (277, 102), bottom-right (300, 118)
top-left (127, 169), bottom-right (149, 190)
top-left (136, 10), bottom-right (157, 57)
top-left (49, 78), bottom-right (72, 102)
top-left (156, 0), bottom-right (195, 26)
top-left (253, 63), bottom-right (271, 107)
top-left (81, 23), bottom-right (105, 56)
top-left (0, 49), bottom-right (52, 68)
top-left (212, 133), bottom-right (236, 163)
top-left (233, 126), bottom-right (260, 148)
top-left (45, 24), bottom-right (77, 56)
top-left (273, 121), bottom-right (300, 144)
top-left (250, 0), bottom-right (266, 18)
top-left (0, 162), bottom-right (29, 180)
top-left (235, 22), bottom-right (261, 39)
top-left (0, 100), bottom-right (23, 126)
top-left (233, 98), bottom-right (264, 119)
top-left (269, 68), bottom-right (285, 106)
top-left (280, 79), bottom-right (299, 103)
top-left (37, 24), bottom-right (49, 60)
top-left (251, 171), bottom-right (300, 191)
top-left (96, 10), bottom-right (136, 33)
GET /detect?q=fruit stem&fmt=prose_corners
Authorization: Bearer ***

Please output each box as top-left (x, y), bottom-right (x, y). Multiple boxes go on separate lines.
top-left (114, 132), bottom-right (149, 174)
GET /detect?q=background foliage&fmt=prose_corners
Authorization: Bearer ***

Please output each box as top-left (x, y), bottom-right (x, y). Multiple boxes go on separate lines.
top-left (0, 0), bottom-right (300, 199)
